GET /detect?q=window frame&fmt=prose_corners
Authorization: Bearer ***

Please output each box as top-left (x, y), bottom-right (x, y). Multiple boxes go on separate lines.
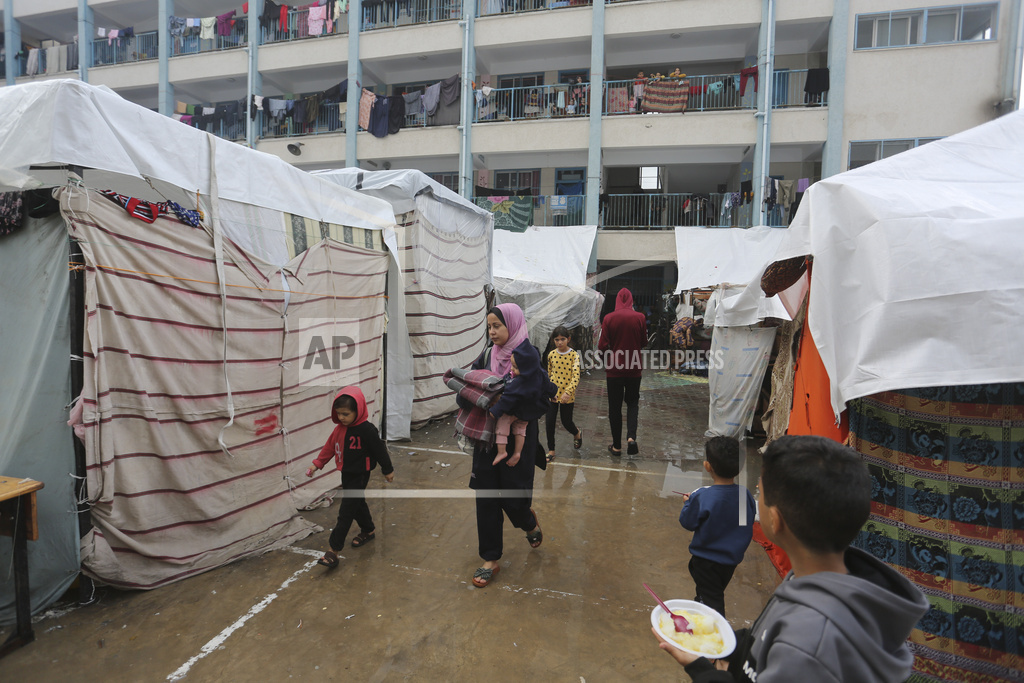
top-left (848, 137), bottom-right (943, 170)
top-left (854, 3), bottom-right (997, 50)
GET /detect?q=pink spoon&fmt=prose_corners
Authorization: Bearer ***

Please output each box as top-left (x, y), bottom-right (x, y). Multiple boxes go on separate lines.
top-left (644, 582), bottom-right (693, 634)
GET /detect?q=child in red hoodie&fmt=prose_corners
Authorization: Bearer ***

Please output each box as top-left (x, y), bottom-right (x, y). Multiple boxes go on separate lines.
top-left (305, 386), bottom-right (394, 569)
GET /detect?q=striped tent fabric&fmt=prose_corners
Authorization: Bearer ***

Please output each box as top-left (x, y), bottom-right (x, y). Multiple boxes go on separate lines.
top-left (848, 384), bottom-right (1024, 682)
top-left (641, 78), bottom-right (690, 113)
top-left (61, 187), bottom-right (388, 589)
top-left (396, 209), bottom-right (489, 428)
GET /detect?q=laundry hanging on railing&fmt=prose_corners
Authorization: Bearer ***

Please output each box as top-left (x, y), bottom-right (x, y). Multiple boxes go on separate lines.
top-left (641, 77), bottom-right (690, 114)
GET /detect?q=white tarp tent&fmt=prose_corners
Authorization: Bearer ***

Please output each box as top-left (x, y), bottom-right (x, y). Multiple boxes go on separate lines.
top-left (0, 80), bottom-right (398, 618)
top-left (772, 108), bottom-right (1024, 417)
top-left (672, 227), bottom-right (789, 439)
top-left (492, 225), bottom-right (603, 348)
top-left (313, 169), bottom-right (493, 440)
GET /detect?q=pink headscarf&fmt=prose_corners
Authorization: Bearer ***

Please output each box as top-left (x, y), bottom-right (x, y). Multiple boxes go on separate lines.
top-left (489, 303), bottom-right (528, 377)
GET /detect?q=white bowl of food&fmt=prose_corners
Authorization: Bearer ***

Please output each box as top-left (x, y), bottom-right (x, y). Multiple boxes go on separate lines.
top-left (651, 599), bottom-right (736, 659)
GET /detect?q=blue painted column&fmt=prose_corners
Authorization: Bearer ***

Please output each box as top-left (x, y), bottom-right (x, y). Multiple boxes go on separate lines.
top-left (751, 0), bottom-right (775, 224)
top-left (822, 0), bottom-right (848, 177)
top-left (77, 0), bottom-right (93, 81)
top-left (247, 0), bottom-right (263, 147)
top-left (5, 0), bottom-right (19, 86)
top-left (158, 0), bottom-right (174, 116)
top-left (345, 1), bottom-right (362, 167)
top-left (457, 0), bottom-right (476, 198)
top-left (585, 0), bottom-right (605, 272)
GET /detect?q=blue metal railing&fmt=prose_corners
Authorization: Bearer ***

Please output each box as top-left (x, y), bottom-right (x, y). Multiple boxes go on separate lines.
top-left (477, 0), bottom-right (591, 17)
top-left (361, 0), bottom-right (461, 30)
top-left (17, 45), bottom-right (79, 76)
top-left (475, 82), bottom-right (593, 122)
top-left (172, 17), bottom-right (248, 56)
top-left (92, 31), bottom-right (158, 66)
top-left (603, 193), bottom-right (758, 229)
top-left (263, 8), bottom-right (348, 43)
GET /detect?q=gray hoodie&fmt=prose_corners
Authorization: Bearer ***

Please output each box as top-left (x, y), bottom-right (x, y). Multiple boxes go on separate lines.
top-left (685, 547), bottom-right (929, 683)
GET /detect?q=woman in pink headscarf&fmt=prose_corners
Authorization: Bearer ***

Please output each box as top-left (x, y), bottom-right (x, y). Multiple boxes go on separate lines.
top-left (458, 303), bottom-right (545, 588)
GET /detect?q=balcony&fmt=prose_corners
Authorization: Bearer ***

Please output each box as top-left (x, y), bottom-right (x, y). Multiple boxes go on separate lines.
top-left (362, 0), bottom-right (461, 30)
top-left (602, 193), bottom-right (766, 229)
top-left (477, 0), bottom-right (591, 17)
top-left (477, 70), bottom-right (826, 124)
top-left (16, 44), bottom-right (79, 77)
top-left (263, 8), bottom-right (348, 44)
top-left (92, 31), bottom-right (158, 66)
top-left (172, 17), bottom-right (249, 56)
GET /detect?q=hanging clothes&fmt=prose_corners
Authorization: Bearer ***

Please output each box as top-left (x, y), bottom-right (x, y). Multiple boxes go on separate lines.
top-left (439, 73), bottom-right (461, 106)
top-left (739, 66), bottom-right (758, 96)
top-left (200, 17), bottom-right (217, 40)
top-left (388, 95), bottom-right (405, 134)
top-left (308, 6), bottom-right (328, 34)
top-left (359, 89), bottom-right (375, 130)
top-left (403, 91), bottom-right (423, 115)
top-left (0, 192), bottom-right (24, 236)
top-left (369, 95), bottom-right (389, 137)
top-left (304, 94), bottom-right (322, 124)
top-left (260, 0), bottom-right (282, 28)
top-left (216, 11), bottom-right (236, 36)
top-left (323, 79), bottom-right (348, 103)
top-left (422, 82), bottom-right (441, 116)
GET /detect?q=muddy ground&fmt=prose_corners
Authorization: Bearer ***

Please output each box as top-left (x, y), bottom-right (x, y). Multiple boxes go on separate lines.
top-left (1, 370), bottom-right (777, 682)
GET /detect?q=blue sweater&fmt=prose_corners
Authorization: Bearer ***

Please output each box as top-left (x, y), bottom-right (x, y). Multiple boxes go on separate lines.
top-left (679, 484), bottom-right (756, 566)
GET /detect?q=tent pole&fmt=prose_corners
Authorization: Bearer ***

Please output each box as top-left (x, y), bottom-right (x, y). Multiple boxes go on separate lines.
top-left (68, 239), bottom-right (95, 605)
top-left (380, 272), bottom-right (388, 440)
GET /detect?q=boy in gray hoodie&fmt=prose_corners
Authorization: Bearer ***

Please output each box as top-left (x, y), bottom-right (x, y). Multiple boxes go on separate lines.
top-left (654, 435), bottom-right (929, 683)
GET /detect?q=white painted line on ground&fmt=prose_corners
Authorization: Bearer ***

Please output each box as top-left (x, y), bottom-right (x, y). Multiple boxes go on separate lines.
top-left (395, 443), bottom-right (663, 476)
top-left (167, 558), bottom-right (319, 681)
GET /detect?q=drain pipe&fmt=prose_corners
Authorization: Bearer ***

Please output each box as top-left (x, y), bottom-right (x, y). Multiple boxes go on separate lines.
top-left (752, 0), bottom-right (775, 225)
top-left (345, 1), bottom-right (362, 167)
top-left (458, 5), bottom-right (475, 199)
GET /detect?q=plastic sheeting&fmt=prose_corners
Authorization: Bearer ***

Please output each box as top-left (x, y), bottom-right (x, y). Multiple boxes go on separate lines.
top-left (704, 279), bottom-right (790, 328)
top-left (772, 108), bottom-right (1024, 417)
top-left (674, 226), bottom-right (787, 292)
top-left (313, 170), bottom-right (492, 440)
top-left (0, 80), bottom-right (397, 236)
top-left (0, 213), bottom-right (80, 625)
top-left (63, 186), bottom-right (388, 589)
top-left (706, 326), bottom-right (777, 439)
top-left (492, 225), bottom-right (602, 348)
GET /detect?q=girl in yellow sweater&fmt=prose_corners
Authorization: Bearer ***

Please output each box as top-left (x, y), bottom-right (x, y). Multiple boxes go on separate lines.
top-left (545, 326), bottom-right (583, 462)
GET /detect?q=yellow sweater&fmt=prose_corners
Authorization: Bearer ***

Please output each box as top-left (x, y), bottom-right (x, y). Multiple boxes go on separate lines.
top-left (547, 348), bottom-right (581, 402)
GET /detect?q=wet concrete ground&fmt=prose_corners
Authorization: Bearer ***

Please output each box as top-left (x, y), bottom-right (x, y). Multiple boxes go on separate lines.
top-left (2, 370), bottom-right (777, 682)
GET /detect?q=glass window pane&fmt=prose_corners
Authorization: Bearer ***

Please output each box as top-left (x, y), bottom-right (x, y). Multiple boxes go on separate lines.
top-left (877, 18), bottom-right (891, 47)
top-left (856, 17), bottom-right (876, 48)
top-left (881, 140), bottom-right (913, 158)
top-left (909, 14), bottom-right (922, 44)
top-left (849, 142), bottom-right (880, 169)
top-left (926, 10), bottom-right (957, 43)
top-left (888, 16), bottom-right (911, 46)
top-left (961, 5), bottom-right (995, 41)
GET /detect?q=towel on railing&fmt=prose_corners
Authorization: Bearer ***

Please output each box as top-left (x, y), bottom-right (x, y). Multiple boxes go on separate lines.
top-left (403, 91), bottom-right (423, 115)
top-left (440, 74), bottom-right (461, 106)
top-left (359, 89), bottom-right (375, 130)
top-left (423, 82), bottom-right (441, 116)
top-left (641, 78), bottom-right (690, 113)
top-left (200, 17), bottom-right (216, 40)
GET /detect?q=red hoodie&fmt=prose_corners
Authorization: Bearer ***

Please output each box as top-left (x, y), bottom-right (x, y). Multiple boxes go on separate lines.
top-left (311, 387), bottom-right (394, 475)
top-left (599, 288), bottom-right (647, 378)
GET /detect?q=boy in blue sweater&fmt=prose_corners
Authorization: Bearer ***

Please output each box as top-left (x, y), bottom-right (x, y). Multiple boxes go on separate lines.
top-left (679, 436), bottom-right (755, 618)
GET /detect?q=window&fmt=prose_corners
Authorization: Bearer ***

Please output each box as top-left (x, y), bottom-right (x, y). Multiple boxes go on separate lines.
top-left (428, 172), bottom-right (459, 193)
top-left (855, 4), bottom-right (996, 49)
top-left (848, 138), bottom-right (942, 170)
top-left (639, 166), bottom-right (661, 191)
top-left (494, 169), bottom-right (541, 205)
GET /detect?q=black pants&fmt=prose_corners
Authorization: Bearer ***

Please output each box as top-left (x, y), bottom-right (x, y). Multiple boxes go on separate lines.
top-left (472, 420), bottom-right (539, 561)
top-left (606, 376), bottom-right (641, 450)
top-left (545, 401), bottom-right (578, 451)
top-left (688, 555), bottom-right (737, 619)
top-left (328, 471), bottom-right (373, 551)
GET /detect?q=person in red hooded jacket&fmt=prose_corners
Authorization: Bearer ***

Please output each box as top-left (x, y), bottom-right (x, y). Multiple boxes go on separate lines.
top-left (305, 386), bottom-right (394, 569)
top-left (599, 288), bottom-right (647, 456)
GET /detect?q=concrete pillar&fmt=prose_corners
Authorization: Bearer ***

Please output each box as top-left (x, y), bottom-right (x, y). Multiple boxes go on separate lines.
top-left (158, 0), bottom-right (174, 116)
top-left (78, 0), bottom-right (93, 80)
top-left (345, 1), bottom-right (362, 167)
top-left (585, 0), bottom-right (605, 272)
top-left (457, 0), bottom-right (476, 199)
top-left (751, 0), bottom-right (775, 224)
top-left (247, 0), bottom-right (263, 147)
top-left (822, 0), bottom-right (848, 177)
top-left (5, 0), bottom-right (19, 86)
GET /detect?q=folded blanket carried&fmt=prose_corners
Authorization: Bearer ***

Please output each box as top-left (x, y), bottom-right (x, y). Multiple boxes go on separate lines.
top-left (443, 367), bottom-right (505, 444)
